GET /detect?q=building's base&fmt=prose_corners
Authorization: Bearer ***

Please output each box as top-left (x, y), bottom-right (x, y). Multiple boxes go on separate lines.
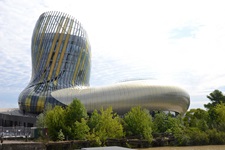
top-left (0, 108), bottom-right (37, 127)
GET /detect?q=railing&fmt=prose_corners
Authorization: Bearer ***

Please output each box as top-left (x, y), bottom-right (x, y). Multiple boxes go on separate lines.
top-left (0, 126), bottom-right (31, 138)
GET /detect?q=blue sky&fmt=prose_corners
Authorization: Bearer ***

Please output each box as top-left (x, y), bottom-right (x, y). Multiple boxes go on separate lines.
top-left (1, 0), bottom-right (225, 109)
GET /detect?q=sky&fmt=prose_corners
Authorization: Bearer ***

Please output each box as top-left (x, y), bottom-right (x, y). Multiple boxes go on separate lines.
top-left (1, 0), bottom-right (225, 109)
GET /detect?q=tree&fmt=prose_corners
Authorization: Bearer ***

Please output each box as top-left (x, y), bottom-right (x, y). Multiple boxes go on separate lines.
top-left (64, 99), bottom-right (89, 140)
top-left (152, 112), bottom-right (167, 133)
top-left (214, 103), bottom-right (225, 131)
top-left (124, 106), bottom-right (153, 142)
top-left (183, 109), bottom-right (209, 131)
top-left (88, 107), bottom-right (124, 145)
top-left (74, 118), bottom-right (90, 140)
top-left (45, 106), bottom-right (66, 140)
top-left (152, 112), bottom-right (189, 145)
top-left (187, 127), bottom-right (209, 145)
top-left (44, 99), bottom-right (89, 140)
top-left (180, 109), bottom-right (211, 145)
top-left (36, 113), bottom-right (46, 128)
top-left (65, 98), bottom-right (88, 124)
top-left (204, 90), bottom-right (225, 109)
top-left (88, 109), bottom-right (100, 130)
top-left (204, 90), bottom-right (225, 128)
top-left (173, 124), bottom-right (190, 146)
top-left (57, 129), bottom-right (65, 141)
top-left (166, 114), bottom-right (184, 133)
top-left (206, 129), bottom-right (225, 144)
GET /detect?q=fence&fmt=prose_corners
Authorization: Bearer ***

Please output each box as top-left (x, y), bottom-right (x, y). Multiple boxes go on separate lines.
top-left (0, 126), bottom-right (31, 138)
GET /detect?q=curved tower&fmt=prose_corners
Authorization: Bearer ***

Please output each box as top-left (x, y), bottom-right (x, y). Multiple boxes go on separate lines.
top-left (18, 11), bottom-right (91, 114)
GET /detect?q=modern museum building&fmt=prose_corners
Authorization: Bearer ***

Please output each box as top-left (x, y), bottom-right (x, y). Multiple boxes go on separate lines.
top-left (0, 11), bottom-right (190, 127)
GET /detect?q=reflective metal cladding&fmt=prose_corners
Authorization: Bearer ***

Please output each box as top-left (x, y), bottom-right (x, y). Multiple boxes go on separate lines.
top-left (51, 80), bottom-right (190, 115)
top-left (18, 11), bottom-right (190, 114)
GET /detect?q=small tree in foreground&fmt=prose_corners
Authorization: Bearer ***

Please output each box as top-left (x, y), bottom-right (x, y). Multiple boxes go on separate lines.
top-left (124, 106), bottom-right (153, 142)
top-left (64, 99), bottom-right (89, 140)
top-left (57, 129), bottom-right (65, 141)
top-left (42, 99), bottom-right (89, 141)
top-left (74, 118), bottom-right (90, 140)
top-left (88, 107), bottom-right (124, 145)
top-left (45, 106), bottom-right (66, 141)
top-left (65, 98), bottom-right (88, 124)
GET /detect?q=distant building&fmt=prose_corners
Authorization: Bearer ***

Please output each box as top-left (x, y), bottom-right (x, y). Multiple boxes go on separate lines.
top-left (18, 11), bottom-right (190, 116)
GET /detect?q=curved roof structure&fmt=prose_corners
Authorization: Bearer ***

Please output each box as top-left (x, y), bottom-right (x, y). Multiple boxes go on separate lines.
top-left (18, 11), bottom-right (190, 115)
top-left (51, 80), bottom-right (190, 114)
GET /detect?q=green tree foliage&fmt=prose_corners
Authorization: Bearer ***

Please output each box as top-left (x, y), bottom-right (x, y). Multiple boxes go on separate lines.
top-left (44, 99), bottom-right (89, 140)
top-left (206, 129), bottom-right (225, 144)
top-left (181, 109), bottom-right (211, 145)
top-left (124, 106), bottom-right (153, 142)
top-left (152, 112), bottom-right (182, 133)
top-left (214, 103), bottom-right (225, 131)
top-left (88, 107), bottom-right (124, 145)
top-left (204, 89), bottom-right (225, 109)
top-left (38, 89), bottom-right (225, 146)
top-left (183, 109), bottom-right (209, 131)
top-left (152, 112), bottom-right (189, 145)
top-left (173, 125), bottom-right (190, 146)
top-left (167, 115), bottom-right (183, 133)
top-left (65, 98), bottom-right (88, 124)
top-left (187, 127), bottom-right (209, 145)
top-left (74, 118), bottom-right (90, 140)
top-left (88, 110), bottom-right (100, 130)
top-left (45, 106), bottom-right (66, 140)
top-left (204, 90), bottom-right (225, 128)
top-left (57, 129), bottom-right (65, 141)
top-left (152, 112), bottom-right (167, 133)
top-left (36, 113), bottom-right (46, 128)
top-left (64, 99), bottom-right (89, 140)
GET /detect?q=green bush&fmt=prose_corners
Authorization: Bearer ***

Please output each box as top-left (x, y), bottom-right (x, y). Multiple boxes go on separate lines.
top-left (57, 129), bottom-right (65, 141)
top-left (124, 106), bottom-right (153, 142)
top-left (88, 107), bottom-right (124, 146)
top-left (173, 125), bottom-right (190, 146)
top-left (207, 129), bottom-right (225, 144)
top-left (187, 128), bottom-right (209, 145)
